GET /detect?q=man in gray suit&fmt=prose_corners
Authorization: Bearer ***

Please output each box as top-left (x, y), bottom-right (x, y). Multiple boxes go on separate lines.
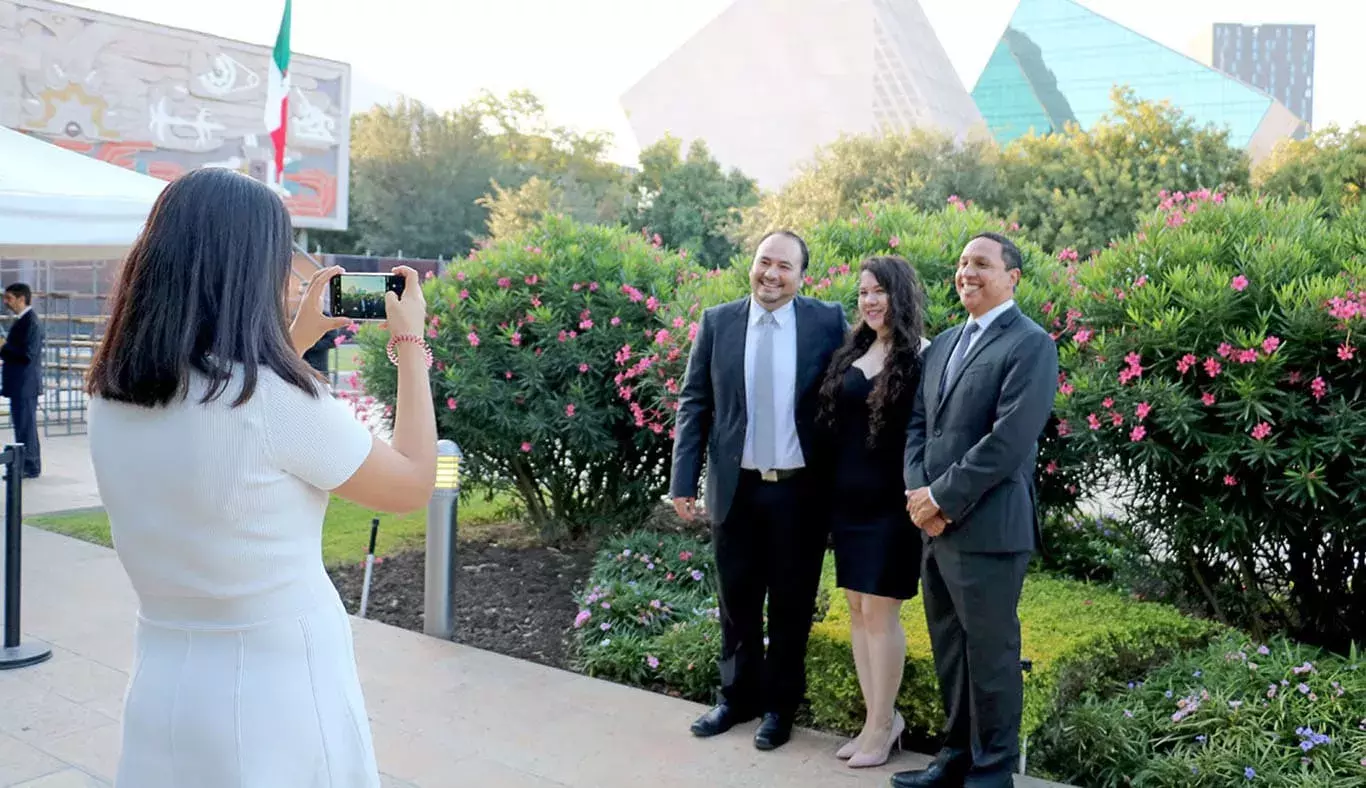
top-left (893, 232), bottom-right (1058, 788)
top-left (671, 230), bottom-right (846, 751)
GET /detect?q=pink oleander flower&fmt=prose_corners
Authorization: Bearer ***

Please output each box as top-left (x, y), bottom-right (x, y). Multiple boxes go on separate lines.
top-left (565, 404), bottom-right (576, 417)
top-left (1130, 425), bottom-right (1146, 442)
top-left (1074, 328), bottom-right (1092, 345)
top-left (654, 329), bottom-right (671, 345)
top-left (1202, 392), bottom-right (1217, 406)
top-left (610, 316), bottom-right (622, 326)
top-left (1059, 382), bottom-right (1074, 396)
top-left (1110, 412), bottom-right (1124, 427)
top-left (520, 442), bottom-right (532, 453)
top-left (1177, 354), bottom-right (1197, 374)
top-left (646, 655), bottom-right (660, 670)
top-left (888, 235), bottom-right (901, 249)
top-left (525, 274), bottom-right (539, 285)
top-left (505, 371), bottom-right (514, 380)
top-left (1236, 349), bottom-right (1259, 364)
top-left (1231, 275), bottom-right (1249, 291)
top-left (1102, 397), bottom-right (1114, 409)
top-left (467, 331), bottom-right (481, 347)
top-left (1218, 342), bottom-right (1234, 358)
top-left (1224, 474), bottom-right (1238, 486)
top-left (579, 363), bottom-right (590, 373)
top-left (1056, 419), bottom-right (1070, 436)
top-left (1204, 357), bottom-right (1222, 378)
top-left (580, 319), bottom-right (594, 330)
top-left (1251, 422), bottom-right (1272, 440)
top-left (497, 277), bottom-right (511, 289)
top-left (589, 281), bottom-right (600, 292)
top-left (446, 397), bottom-right (458, 410)
top-left (573, 610), bottom-right (591, 628)
top-left (1134, 275), bottom-right (1149, 288)
top-left (510, 332), bottom-right (522, 347)
top-left (1262, 336), bottom-right (1281, 354)
top-left (1339, 343), bottom-right (1356, 361)
top-left (1311, 376), bottom-right (1327, 400)
top-left (1087, 413), bottom-right (1102, 431)
top-left (1136, 402), bottom-right (1151, 420)
top-left (456, 271), bottom-right (467, 281)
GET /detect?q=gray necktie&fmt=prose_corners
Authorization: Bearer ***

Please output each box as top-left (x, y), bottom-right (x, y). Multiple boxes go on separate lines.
top-left (752, 311), bottom-right (778, 472)
top-left (940, 321), bottom-right (980, 396)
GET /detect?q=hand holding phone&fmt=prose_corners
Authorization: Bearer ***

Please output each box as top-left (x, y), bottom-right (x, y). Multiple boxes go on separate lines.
top-left (289, 266), bottom-right (352, 354)
top-left (382, 266), bottom-right (426, 338)
top-left (327, 272), bottom-right (406, 322)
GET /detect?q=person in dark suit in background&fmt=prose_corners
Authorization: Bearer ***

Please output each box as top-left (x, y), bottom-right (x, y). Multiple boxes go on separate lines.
top-left (302, 329), bottom-right (339, 380)
top-left (1, 283), bottom-right (45, 478)
top-left (671, 230), bottom-right (847, 751)
top-left (893, 232), bottom-right (1059, 788)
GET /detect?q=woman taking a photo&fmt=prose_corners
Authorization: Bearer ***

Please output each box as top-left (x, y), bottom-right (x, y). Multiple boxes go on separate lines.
top-left (87, 167), bottom-right (437, 787)
top-left (817, 255), bottom-right (928, 768)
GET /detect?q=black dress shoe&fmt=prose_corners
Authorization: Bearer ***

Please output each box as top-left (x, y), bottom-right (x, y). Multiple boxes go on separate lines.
top-left (690, 704), bottom-right (757, 737)
top-left (753, 712), bottom-right (793, 750)
top-left (890, 755), bottom-right (970, 788)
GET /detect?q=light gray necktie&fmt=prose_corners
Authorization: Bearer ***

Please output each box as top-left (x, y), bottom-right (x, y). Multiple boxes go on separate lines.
top-left (752, 311), bottom-right (778, 472)
top-left (940, 321), bottom-right (980, 397)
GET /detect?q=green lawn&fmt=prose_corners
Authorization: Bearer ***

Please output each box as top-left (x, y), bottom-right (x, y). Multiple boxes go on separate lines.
top-left (334, 344), bottom-right (361, 372)
top-left (27, 490), bottom-right (526, 568)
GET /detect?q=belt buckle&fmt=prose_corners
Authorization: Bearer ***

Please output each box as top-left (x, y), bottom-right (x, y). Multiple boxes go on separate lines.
top-left (761, 469), bottom-right (778, 482)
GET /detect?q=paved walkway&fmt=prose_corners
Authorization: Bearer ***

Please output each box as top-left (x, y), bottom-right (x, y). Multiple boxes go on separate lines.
top-left (1, 434), bottom-right (1070, 787)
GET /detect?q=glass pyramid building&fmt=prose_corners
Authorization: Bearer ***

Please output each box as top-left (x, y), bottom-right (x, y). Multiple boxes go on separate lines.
top-left (971, 0), bottom-right (1307, 154)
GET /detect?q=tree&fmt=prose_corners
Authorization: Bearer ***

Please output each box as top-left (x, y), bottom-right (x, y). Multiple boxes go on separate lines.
top-left (476, 90), bottom-right (631, 227)
top-left (1255, 123), bottom-right (1366, 216)
top-left (622, 135), bottom-right (758, 268)
top-left (476, 176), bottom-right (565, 240)
top-left (318, 98), bottom-right (507, 259)
top-left (735, 128), bottom-right (1005, 250)
top-left (1000, 86), bottom-right (1250, 254)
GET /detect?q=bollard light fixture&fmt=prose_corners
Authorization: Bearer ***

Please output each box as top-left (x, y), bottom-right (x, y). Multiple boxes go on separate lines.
top-left (435, 440), bottom-right (462, 492)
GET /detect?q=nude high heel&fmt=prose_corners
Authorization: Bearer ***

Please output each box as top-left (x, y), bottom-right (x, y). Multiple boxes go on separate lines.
top-left (847, 712), bottom-right (904, 768)
top-left (836, 737), bottom-right (860, 759)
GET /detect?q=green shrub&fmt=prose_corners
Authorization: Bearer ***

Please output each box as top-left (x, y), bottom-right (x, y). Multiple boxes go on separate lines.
top-left (805, 559), bottom-right (1225, 742)
top-left (571, 533), bottom-right (1223, 750)
top-left (1048, 194), bottom-right (1366, 650)
top-left (1031, 635), bottom-right (1366, 788)
top-left (618, 201), bottom-right (1089, 521)
top-left (1033, 511), bottom-right (1171, 598)
top-left (356, 216), bottom-right (701, 541)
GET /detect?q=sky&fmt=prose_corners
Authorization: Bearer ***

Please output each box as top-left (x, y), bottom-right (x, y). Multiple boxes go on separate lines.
top-left (64, 0), bottom-right (1366, 166)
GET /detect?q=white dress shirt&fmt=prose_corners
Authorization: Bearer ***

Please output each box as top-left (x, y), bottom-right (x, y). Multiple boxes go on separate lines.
top-left (742, 298), bottom-right (804, 470)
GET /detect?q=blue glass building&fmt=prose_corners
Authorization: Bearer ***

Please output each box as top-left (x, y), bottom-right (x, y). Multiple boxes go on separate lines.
top-left (971, 0), bottom-right (1307, 151)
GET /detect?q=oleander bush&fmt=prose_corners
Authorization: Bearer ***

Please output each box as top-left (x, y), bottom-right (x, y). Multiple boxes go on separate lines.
top-left (356, 217), bottom-right (703, 541)
top-left (571, 533), bottom-right (1224, 749)
top-left (1031, 634), bottom-right (1366, 787)
top-left (1047, 194), bottom-right (1366, 650)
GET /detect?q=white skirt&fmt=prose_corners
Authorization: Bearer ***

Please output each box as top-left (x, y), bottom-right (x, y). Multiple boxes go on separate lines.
top-left (115, 571), bottom-right (381, 787)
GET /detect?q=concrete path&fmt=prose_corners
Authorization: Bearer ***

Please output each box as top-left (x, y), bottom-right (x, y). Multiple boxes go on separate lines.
top-left (2, 435), bottom-right (1072, 788)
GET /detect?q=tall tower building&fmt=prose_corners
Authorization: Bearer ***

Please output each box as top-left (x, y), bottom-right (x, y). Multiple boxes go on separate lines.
top-left (1212, 23), bottom-right (1315, 131)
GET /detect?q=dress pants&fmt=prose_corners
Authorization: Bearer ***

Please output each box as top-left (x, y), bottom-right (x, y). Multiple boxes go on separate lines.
top-left (711, 469), bottom-right (827, 717)
top-left (10, 395), bottom-right (40, 477)
top-left (921, 539), bottom-right (1031, 782)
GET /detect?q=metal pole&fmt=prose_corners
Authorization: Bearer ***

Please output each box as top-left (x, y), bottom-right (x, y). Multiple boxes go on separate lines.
top-left (358, 517), bottom-right (379, 619)
top-left (0, 442), bottom-right (52, 669)
top-left (423, 439), bottom-right (462, 639)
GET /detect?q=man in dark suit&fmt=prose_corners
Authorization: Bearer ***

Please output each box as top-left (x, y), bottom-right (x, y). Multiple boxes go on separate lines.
top-left (893, 233), bottom-right (1058, 788)
top-left (1, 283), bottom-right (44, 479)
top-left (671, 230), bottom-right (847, 750)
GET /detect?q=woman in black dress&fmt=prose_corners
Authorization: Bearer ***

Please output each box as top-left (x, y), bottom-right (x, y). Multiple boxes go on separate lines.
top-left (816, 255), bottom-right (927, 768)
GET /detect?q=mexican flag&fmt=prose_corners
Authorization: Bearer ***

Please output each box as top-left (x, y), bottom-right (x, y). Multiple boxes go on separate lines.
top-left (264, 0), bottom-right (291, 182)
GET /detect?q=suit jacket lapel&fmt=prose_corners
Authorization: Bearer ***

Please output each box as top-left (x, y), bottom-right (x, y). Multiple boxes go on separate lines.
top-left (723, 298), bottom-right (750, 414)
top-left (794, 298), bottom-right (820, 395)
top-left (935, 306), bottom-right (1022, 417)
top-left (927, 324), bottom-right (962, 418)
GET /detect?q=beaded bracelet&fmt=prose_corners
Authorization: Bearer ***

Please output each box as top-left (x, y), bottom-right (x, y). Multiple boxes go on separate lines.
top-left (386, 333), bottom-right (434, 369)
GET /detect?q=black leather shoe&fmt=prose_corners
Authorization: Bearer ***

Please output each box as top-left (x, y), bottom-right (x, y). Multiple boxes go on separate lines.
top-left (890, 754), bottom-right (970, 788)
top-left (753, 712), bottom-right (793, 750)
top-left (690, 704), bottom-right (757, 737)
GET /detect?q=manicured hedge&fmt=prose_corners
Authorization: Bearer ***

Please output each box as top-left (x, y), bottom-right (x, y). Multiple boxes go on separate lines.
top-left (571, 532), bottom-right (1225, 747)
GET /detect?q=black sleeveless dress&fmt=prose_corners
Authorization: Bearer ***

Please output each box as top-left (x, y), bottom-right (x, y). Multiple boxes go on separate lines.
top-left (829, 365), bottom-right (923, 600)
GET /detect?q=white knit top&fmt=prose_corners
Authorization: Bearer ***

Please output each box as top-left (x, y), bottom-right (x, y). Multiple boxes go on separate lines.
top-left (88, 368), bottom-right (374, 602)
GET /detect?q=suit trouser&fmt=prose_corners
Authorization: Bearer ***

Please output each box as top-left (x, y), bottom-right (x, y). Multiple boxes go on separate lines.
top-left (921, 540), bottom-right (1030, 783)
top-left (10, 395), bottom-right (40, 477)
top-left (711, 469), bottom-right (826, 717)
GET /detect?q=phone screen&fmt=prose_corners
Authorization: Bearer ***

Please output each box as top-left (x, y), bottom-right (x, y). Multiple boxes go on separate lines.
top-left (327, 273), bottom-right (405, 321)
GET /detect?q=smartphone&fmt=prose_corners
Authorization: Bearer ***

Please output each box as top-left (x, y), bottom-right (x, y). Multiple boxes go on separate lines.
top-left (327, 272), bottom-right (405, 321)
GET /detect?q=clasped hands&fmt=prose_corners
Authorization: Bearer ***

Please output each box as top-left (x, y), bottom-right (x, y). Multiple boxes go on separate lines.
top-left (906, 487), bottom-right (950, 537)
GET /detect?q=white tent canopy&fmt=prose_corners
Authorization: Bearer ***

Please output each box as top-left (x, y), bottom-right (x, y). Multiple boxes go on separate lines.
top-left (0, 126), bottom-right (168, 261)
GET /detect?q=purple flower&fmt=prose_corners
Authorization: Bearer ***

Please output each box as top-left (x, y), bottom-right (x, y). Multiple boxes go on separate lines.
top-left (1196, 735), bottom-right (1207, 743)
top-left (646, 655), bottom-right (660, 670)
top-left (600, 622), bottom-right (611, 631)
top-left (690, 570), bottom-right (704, 581)
top-left (1245, 766), bottom-right (1255, 780)
top-left (1257, 645), bottom-right (1270, 656)
top-left (1298, 683), bottom-right (1311, 695)
top-left (1123, 709), bottom-right (1134, 718)
top-left (601, 601), bottom-right (611, 609)
top-left (573, 610), bottom-right (591, 628)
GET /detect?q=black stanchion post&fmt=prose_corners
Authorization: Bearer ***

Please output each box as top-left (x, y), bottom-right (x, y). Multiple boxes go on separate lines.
top-left (0, 442), bottom-right (52, 669)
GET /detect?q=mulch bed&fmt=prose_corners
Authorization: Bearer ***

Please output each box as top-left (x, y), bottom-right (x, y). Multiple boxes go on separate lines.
top-left (328, 540), bottom-right (594, 669)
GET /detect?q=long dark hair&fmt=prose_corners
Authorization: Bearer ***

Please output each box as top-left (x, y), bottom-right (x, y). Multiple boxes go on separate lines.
top-left (86, 167), bottom-right (320, 408)
top-left (818, 256), bottom-right (926, 446)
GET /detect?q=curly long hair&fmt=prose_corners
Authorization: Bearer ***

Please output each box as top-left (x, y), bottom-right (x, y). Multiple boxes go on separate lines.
top-left (818, 256), bottom-right (927, 447)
